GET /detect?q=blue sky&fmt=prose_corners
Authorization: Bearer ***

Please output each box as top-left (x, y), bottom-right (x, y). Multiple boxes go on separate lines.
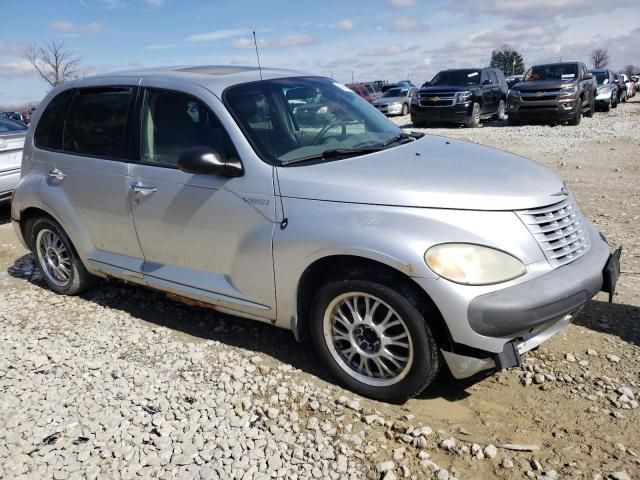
top-left (1, 0), bottom-right (639, 106)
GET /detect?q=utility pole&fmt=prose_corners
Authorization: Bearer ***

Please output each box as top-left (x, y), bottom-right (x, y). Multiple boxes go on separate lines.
top-left (351, 71), bottom-right (354, 83)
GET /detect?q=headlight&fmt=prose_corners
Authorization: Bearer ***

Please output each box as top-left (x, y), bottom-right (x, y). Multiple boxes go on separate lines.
top-left (424, 243), bottom-right (526, 286)
top-left (390, 102), bottom-right (401, 107)
top-left (559, 85), bottom-right (577, 95)
top-left (455, 91), bottom-right (472, 104)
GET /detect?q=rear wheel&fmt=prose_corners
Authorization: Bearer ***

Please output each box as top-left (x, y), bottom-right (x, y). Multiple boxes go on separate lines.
top-left (29, 216), bottom-right (96, 295)
top-left (310, 278), bottom-right (441, 403)
top-left (465, 102), bottom-right (481, 128)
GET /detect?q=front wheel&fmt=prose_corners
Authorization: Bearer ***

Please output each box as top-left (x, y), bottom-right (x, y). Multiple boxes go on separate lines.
top-left (567, 107), bottom-right (582, 126)
top-left (465, 102), bottom-right (481, 128)
top-left (310, 279), bottom-right (441, 403)
top-left (585, 96), bottom-right (595, 118)
top-left (29, 216), bottom-right (96, 295)
top-left (401, 104), bottom-right (409, 116)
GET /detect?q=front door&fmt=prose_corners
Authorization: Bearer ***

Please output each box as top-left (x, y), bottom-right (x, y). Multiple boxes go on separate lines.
top-left (128, 83), bottom-right (277, 320)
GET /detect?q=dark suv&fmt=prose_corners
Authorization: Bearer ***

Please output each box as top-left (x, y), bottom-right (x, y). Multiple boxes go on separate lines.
top-left (410, 68), bottom-right (508, 128)
top-left (507, 62), bottom-right (596, 126)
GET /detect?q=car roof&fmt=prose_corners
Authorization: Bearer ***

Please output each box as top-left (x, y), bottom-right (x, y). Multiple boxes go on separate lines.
top-left (76, 65), bottom-right (311, 96)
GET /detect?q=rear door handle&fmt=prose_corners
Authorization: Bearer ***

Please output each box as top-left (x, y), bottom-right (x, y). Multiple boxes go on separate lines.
top-left (48, 168), bottom-right (66, 181)
top-left (130, 182), bottom-right (158, 195)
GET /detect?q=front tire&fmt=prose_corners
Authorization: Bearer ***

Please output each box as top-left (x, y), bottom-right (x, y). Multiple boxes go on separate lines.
top-left (29, 216), bottom-right (96, 295)
top-left (567, 107), bottom-right (582, 126)
top-left (401, 104), bottom-right (409, 116)
top-left (585, 95), bottom-right (595, 118)
top-left (310, 278), bottom-right (441, 403)
top-left (465, 102), bottom-right (481, 128)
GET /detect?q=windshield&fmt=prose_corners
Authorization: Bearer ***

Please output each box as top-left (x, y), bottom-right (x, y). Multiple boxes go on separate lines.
top-left (383, 88), bottom-right (407, 98)
top-left (524, 64), bottom-right (578, 81)
top-left (224, 77), bottom-right (401, 165)
top-left (591, 71), bottom-right (608, 85)
top-left (430, 70), bottom-right (480, 86)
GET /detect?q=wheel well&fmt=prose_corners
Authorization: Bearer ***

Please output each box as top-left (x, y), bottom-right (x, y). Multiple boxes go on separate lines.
top-left (19, 207), bottom-right (52, 250)
top-left (295, 255), bottom-right (452, 349)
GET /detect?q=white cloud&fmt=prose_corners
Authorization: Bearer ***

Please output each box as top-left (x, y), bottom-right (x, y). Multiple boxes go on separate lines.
top-left (336, 19), bottom-right (354, 31)
top-left (50, 20), bottom-right (102, 34)
top-left (186, 29), bottom-right (247, 42)
top-left (388, 16), bottom-right (429, 32)
top-left (0, 59), bottom-right (34, 77)
top-left (232, 34), bottom-right (316, 49)
top-left (361, 44), bottom-right (418, 56)
top-left (447, 0), bottom-right (638, 19)
top-left (389, 0), bottom-right (417, 8)
top-left (146, 0), bottom-right (164, 6)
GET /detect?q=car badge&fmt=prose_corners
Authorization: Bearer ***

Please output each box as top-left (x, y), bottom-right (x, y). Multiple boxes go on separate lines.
top-left (432, 96), bottom-right (440, 101)
top-left (535, 91), bottom-right (544, 97)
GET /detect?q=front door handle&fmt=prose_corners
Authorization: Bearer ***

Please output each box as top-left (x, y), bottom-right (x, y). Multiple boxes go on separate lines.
top-left (48, 168), bottom-right (66, 181)
top-left (130, 182), bottom-right (158, 196)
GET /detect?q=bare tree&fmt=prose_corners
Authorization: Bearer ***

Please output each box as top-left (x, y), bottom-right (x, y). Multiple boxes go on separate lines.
top-left (590, 48), bottom-right (610, 69)
top-left (623, 64), bottom-right (638, 78)
top-left (23, 40), bottom-right (80, 88)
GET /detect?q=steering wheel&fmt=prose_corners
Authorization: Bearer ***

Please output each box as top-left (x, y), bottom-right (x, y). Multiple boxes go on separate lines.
top-left (312, 121), bottom-right (348, 145)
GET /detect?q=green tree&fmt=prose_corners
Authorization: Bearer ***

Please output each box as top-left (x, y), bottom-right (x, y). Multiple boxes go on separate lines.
top-left (489, 46), bottom-right (525, 76)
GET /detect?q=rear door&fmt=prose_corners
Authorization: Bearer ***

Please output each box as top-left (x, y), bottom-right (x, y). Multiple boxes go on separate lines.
top-left (34, 81), bottom-right (145, 280)
top-left (480, 70), bottom-right (495, 114)
top-left (128, 80), bottom-right (277, 320)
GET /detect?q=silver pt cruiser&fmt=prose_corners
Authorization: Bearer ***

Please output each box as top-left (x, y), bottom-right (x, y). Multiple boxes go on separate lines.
top-left (11, 66), bottom-right (621, 402)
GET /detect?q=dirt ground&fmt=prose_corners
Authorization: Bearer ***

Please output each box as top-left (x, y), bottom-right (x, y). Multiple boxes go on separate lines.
top-left (1, 99), bottom-right (638, 480)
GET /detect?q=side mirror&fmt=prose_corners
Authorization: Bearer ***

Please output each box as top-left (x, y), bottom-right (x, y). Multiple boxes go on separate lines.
top-left (482, 79), bottom-right (491, 85)
top-left (583, 72), bottom-right (593, 80)
top-left (177, 146), bottom-right (243, 177)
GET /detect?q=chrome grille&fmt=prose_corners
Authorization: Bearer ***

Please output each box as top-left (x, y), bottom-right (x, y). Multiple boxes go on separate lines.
top-left (517, 197), bottom-right (590, 267)
top-left (418, 92), bottom-right (456, 107)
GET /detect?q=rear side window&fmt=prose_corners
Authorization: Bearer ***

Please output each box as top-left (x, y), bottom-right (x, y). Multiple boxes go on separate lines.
top-left (34, 90), bottom-right (73, 150)
top-left (63, 87), bottom-right (133, 160)
top-left (140, 88), bottom-right (237, 168)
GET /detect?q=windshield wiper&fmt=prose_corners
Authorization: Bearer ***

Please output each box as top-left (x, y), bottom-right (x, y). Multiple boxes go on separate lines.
top-left (377, 132), bottom-right (416, 148)
top-left (281, 147), bottom-right (383, 166)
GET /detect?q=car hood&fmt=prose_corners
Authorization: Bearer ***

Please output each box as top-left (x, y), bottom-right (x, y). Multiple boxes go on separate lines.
top-left (419, 84), bottom-right (476, 93)
top-left (374, 96), bottom-right (405, 104)
top-left (514, 79), bottom-right (575, 91)
top-left (277, 135), bottom-right (565, 211)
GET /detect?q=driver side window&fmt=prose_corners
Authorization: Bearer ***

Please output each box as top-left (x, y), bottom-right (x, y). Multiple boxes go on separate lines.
top-left (140, 88), bottom-right (237, 168)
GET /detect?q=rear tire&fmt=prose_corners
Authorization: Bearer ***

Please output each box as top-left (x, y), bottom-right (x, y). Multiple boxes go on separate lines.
top-left (310, 278), bottom-right (441, 403)
top-left (465, 102), bottom-right (481, 128)
top-left (495, 99), bottom-right (506, 120)
top-left (28, 216), bottom-right (96, 295)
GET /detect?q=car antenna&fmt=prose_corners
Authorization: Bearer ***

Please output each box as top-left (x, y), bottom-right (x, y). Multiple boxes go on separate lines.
top-left (253, 30), bottom-right (288, 230)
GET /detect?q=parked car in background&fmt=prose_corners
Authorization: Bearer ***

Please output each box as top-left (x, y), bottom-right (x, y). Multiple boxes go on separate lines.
top-left (373, 86), bottom-right (417, 116)
top-left (363, 82), bottom-right (382, 100)
top-left (620, 74), bottom-right (635, 98)
top-left (411, 67), bottom-right (508, 128)
top-left (346, 83), bottom-right (374, 103)
top-left (508, 62), bottom-right (596, 126)
top-left (382, 80), bottom-right (416, 93)
top-left (10, 65), bottom-right (620, 402)
top-left (1, 112), bottom-right (26, 123)
top-left (589, 69), bottom-right (618, 111)
top-left (0, 115), bottom-right (28, 203)
top-left (612, 73), bottom-right (627, 103)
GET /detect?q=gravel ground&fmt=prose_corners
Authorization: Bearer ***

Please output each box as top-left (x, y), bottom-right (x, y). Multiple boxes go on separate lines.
top-left (1, 99), bottom-right (639, 480)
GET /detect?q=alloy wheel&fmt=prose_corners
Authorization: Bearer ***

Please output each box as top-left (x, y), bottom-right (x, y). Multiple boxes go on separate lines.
top-left (323, 292), bottom-right (414, 386)
top-left (36, 228), bottom-right (72, 287)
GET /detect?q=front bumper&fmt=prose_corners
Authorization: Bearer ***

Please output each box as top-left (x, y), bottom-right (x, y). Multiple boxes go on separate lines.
top-left (508, 95), bottom-right (579, 122)
top-left (410, 102), bottom-right (473, 124)
top-left (374, 103), bottom-right (404, 115)
top-left (434, 226), bottom-right (616, 379)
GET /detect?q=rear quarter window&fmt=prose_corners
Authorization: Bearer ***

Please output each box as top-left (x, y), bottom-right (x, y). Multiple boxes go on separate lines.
top-left (34, 90), bottom-right (73, 150)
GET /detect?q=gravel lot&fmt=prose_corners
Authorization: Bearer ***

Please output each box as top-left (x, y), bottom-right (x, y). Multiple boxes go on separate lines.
top-left (1, 100), bottom-right (639, 480)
